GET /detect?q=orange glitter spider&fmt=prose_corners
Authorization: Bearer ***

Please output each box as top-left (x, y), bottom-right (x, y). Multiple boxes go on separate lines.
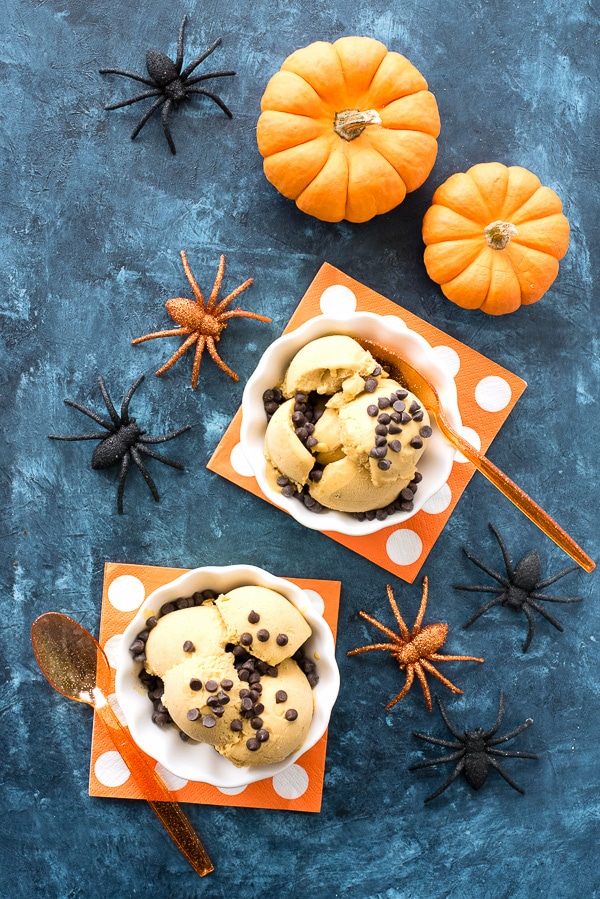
top-left (348, 577), bottom-right (484, 712)
top-left (132, 251), bottom-right (271, 387)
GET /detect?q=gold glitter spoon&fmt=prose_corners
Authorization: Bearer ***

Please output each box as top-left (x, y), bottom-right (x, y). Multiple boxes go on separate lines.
top-left (31, 612), bottom-right (214, 877)
top-left (360, 339), bottom-right (595, 573)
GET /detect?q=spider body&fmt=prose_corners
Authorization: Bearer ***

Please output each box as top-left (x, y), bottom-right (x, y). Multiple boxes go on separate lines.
top-left (99, 16), bottom-right (235, 154)
top-left (456, 523), bottom-right (582, 652)
top-left (347, 577), bottom-right (483, 712)
top-left (409, 693), bottom-right (538, 802)
top-left (132, 251), bottom-right (271, 388)
top-left (49, 375), bottom-right (190, 514)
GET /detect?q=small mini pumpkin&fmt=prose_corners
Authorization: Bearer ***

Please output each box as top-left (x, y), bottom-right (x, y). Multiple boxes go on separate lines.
top-left (422, 162), bottom-right (570, 315)
top-left (257, 37), bottom-right (440, 223)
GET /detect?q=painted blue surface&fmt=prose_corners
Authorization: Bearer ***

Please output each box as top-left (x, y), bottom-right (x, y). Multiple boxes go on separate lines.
top-left (1, 1), bottom-right (598, 896)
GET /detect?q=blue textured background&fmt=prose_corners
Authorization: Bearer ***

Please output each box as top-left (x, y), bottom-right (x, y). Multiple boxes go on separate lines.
top-left (1, 1), bottom-right (598, 896)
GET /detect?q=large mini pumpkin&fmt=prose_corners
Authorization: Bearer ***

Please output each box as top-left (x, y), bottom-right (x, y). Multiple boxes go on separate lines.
top-left (256, 37), bottom-right (440, 223)
top-left (422, 162), bottom-right (570, 315)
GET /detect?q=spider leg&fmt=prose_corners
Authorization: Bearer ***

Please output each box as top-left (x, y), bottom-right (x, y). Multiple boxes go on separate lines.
top-left (212, 275), bottom-right (253, 314)
top-left (62, 398), bottom-right (114, 431)
top-left (422, 759), bottom-right (466, 803)
top-left (179, 252), bottom-right (205, 306)
top-left (435, 696), bottom-right (464, 740)
top-left (206, 335), bottom-right (238, 381)
top-left (185, 70), bottom-right (236, 87)
top-left (132, 327), bottom-right (192, 344)
top-left (408, 749), bottom-right (465, 770)
top-left (462, 596), bottom-right (505, 629)
top-left (356, 609), bottom-right (403, 643)
top-left (488, 522), bottom-right (516, 580)
top-left (521, 605), bottom-right (536, 652)
top-left (481, 691), bottom-right (506, 738)
top-left (99, 68), bottom-right (155, 87)
top-left (130, 447), bottom-right (160, 502)
top-left (428, 652), bottom-right (484, 663)
top-left (139, 425), bottom-right (191, 445)
top-left (488, 748), bottom-right (538, 760)
top-left (527, 599), bottom-right (564, 631)
top-left (186, 87), bottom-right (233, 118)
top-left (411, 576), bottom-right (430, 634)
top-left (487, 757), bottom-right (527, 794)
top-left (97, 376), bottom-right (122, 428)
top-left (120, 374), bottom-right (145, 424)
top-left (161, 99), bottom-right (176, 155)
top-left (530, 592), bottom-right (582, 604)
top-left (219, 308), bottom-right (271, 324)
top-left (206, 255), bottom-right (226, 312)
top-left (155, 333), bottom-right (199, 377)
top-left (105, 89), bottom-right (162, 111)
top-left (48, 432), bottom-right (107, 441)
top-left (180, 37), bottom-right (222, 80)
top-left (191, 335), bottom-right (206, 389)
top-left (131, 96), bottom-right (167, 141)
top-left (462, 547), bottom-right (510, 587)
top-left (175, 15), bottom-right (187, 72)
top-left (488, 716), bottom-right (534, 746)
top-left (454, 584), bottom-right (504, 594)
top-left (414, 662), bottom-right (434, 711)
top-left (116, 453), bottom-right (130, 515)
top-left (384, 585), bottom-right (410, 640)
top-left (535, 565), bottom-right (579, 589)
top-left (412, 733), bottom-right (463, 750)
top-left (347, 642), bottom-right (400, 656)
top-left (385, 665), bottom-right (414, 710)
top-left (420, 659), bottom-right (463, 699)
top-left (136, 444), bottom-right (185, 470)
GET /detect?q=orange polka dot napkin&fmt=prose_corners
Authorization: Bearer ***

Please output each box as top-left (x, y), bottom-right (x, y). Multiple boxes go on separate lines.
top-left (207, 262), bottom-right (527, 583)
top-left (89, 562), bottom-right (340, 813)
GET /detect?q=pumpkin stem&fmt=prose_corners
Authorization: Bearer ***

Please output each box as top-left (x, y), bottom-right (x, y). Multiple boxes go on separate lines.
top-left (334, 108), bottom-right (382, 142)
top-left (485, 220), bottom-right (518, 250)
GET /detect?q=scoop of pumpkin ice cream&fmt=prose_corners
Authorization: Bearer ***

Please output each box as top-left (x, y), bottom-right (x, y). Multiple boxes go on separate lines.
top-left (145, 604), bottom-right (227, 678)
top-left (281, 335), bottom-right (381, 398)
top-left (161, 654), bottom-right (241, 746)
top-left (216, 658), bottom-right (314, 767)
top-left (216, 585), bottom-right (312, 666)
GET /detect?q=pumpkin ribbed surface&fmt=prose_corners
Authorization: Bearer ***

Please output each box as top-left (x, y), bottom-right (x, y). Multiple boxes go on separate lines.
top-left (423, 162), bottom-right (570, 315)
top-left (257, 37), bottom-right (440, 223)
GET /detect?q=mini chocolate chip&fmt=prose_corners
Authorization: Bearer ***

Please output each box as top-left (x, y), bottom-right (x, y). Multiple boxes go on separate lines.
top-left (378, 397), bottom-right (391, 409)
top-left (420, 425), bottom-right (433, 438)
top-left (202, 715), bottom-right (216, 728)
top-left (205, 679), bottom-right (218, 692)
top-left (367, 404), bottom-right (379, 417)
top-left (206, 695), bottom-right (220, 707)
top-left (132, 652), bottom-right (146, 663)
top-left (187, 708), bottom-right (200, 721)
top-left (220, 679), bottom-right (233, 691)
top-left (308, 673), bottom-right (320, 687)
top-left (364, 377), bottom-right (378, 393)
top-left (182, 640), bottom-right (195, 653)
top-left (401, 500), bottom-right (414, 511)
top-left (253, 703), bottom-right (265, 716)
top-left (375, 424), bottom-right (388, 436)
top-left (239, 688), bottom-right (250, 698)
top-left (285, 709), bottom-right (298, 721)
top-left (264, 401), bottom-right (279, 415)
top-left (189, 678), bottom-right (203, 691)
top-left (276, 690), bottom-right (288, 703)
top-left (251, 717), bottom-right (264, 729)
top-left (241, 697), bottom-right (253, 712)
top-left (179, 731), bottom-right (190, 741)
top-left (396, 388), bottom-right (409, 399)
top-left (378, 459), bottom-right (391, 470)
top-left (253, 683), bottom-right (263, 694)
top-left (388, 423), bottom-right (402, 434)
top-left (276, 475), bottom-right (289, 487)
top-left (248, 671), bottom-right (261, 685)
top-left (248, 610), bottom-right (260, 624)
top-left (161, 602), bottom-right (175, 615)
top-left (276, 633), bottom-right (289, 646)
top-left (266, 666), bottom-right (279, 677)
top-left (392, 400), bottom-right (405, 413)
top-left (375, 435), bottom-right (387, 447)
top-left (306, 436), bottom-right (318, 448)
top-left (216, 691), bottom-right (230, 705)
top-left (281, 485), bottom-right (296, 497)
top-left (213, 706), bottom-right (225, 718)
top-left (230, 719), bottom-right (243, 732)
top-left (409, 400), bottom-right (420, 413)
top-left (129, 639), bottom-right (145, 654)
top-left (309, 468), bottom-right (323, 482)
top-left (257, 628), bottom-right (270, 642)
top-left (295, 392), bottom-right (307, 403)
top-left (295, 426), bottom-right (308, 441)
top-left (145, 616), bottom-right (158, 629)
top-left (412, 472), bottom-right (423, 483)
top-left (412, 410), bottom-right (424, 422)
top-left (240, 632), bottom-right (253, 646)
top-left (410, 436), bottom-right (423, 449)
top-left (292, 410), bottom-right (305, 424)
top-left (257, 728), bottom-right (270, 742)
top-left (246, 737), bottom-right (260, 751)
top-left (249, 690), bottom-right (260, 702)
top-left (372, 365), bottom-right (382, 376)
top-left (377, 412), bottom-right (391, 425)
top-left (389, 439), bottom-right (402, 452)
top-left (400, 411), bottom-right (412, 424)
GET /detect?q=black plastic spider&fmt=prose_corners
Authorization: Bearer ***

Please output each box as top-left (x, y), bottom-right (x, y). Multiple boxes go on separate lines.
top-left (48, 374), bottom-right (190, 514)
top-left (99, 15), bottom-right (235, 155)
top-left (455, 523), bottom-right (582, 652)
top-left (409, 693), bottom-right (538, 802)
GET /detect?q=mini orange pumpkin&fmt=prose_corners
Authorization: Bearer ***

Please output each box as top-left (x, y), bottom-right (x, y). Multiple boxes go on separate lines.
top-left (256, 37), bottom-right (440, 223)
top-left (422, 162), bottom-right (570, 315)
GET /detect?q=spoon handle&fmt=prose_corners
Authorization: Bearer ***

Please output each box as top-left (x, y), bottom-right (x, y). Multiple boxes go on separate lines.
top-left (435, 414), bottom-right (595, 573)
top-left (95, 702), bottom-right (214, 877)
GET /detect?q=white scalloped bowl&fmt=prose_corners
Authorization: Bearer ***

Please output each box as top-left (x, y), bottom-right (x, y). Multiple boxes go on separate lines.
top-left (240, 310), bottom-right (462, 536)
top-left (115, 564), bottom-right (340, 788)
